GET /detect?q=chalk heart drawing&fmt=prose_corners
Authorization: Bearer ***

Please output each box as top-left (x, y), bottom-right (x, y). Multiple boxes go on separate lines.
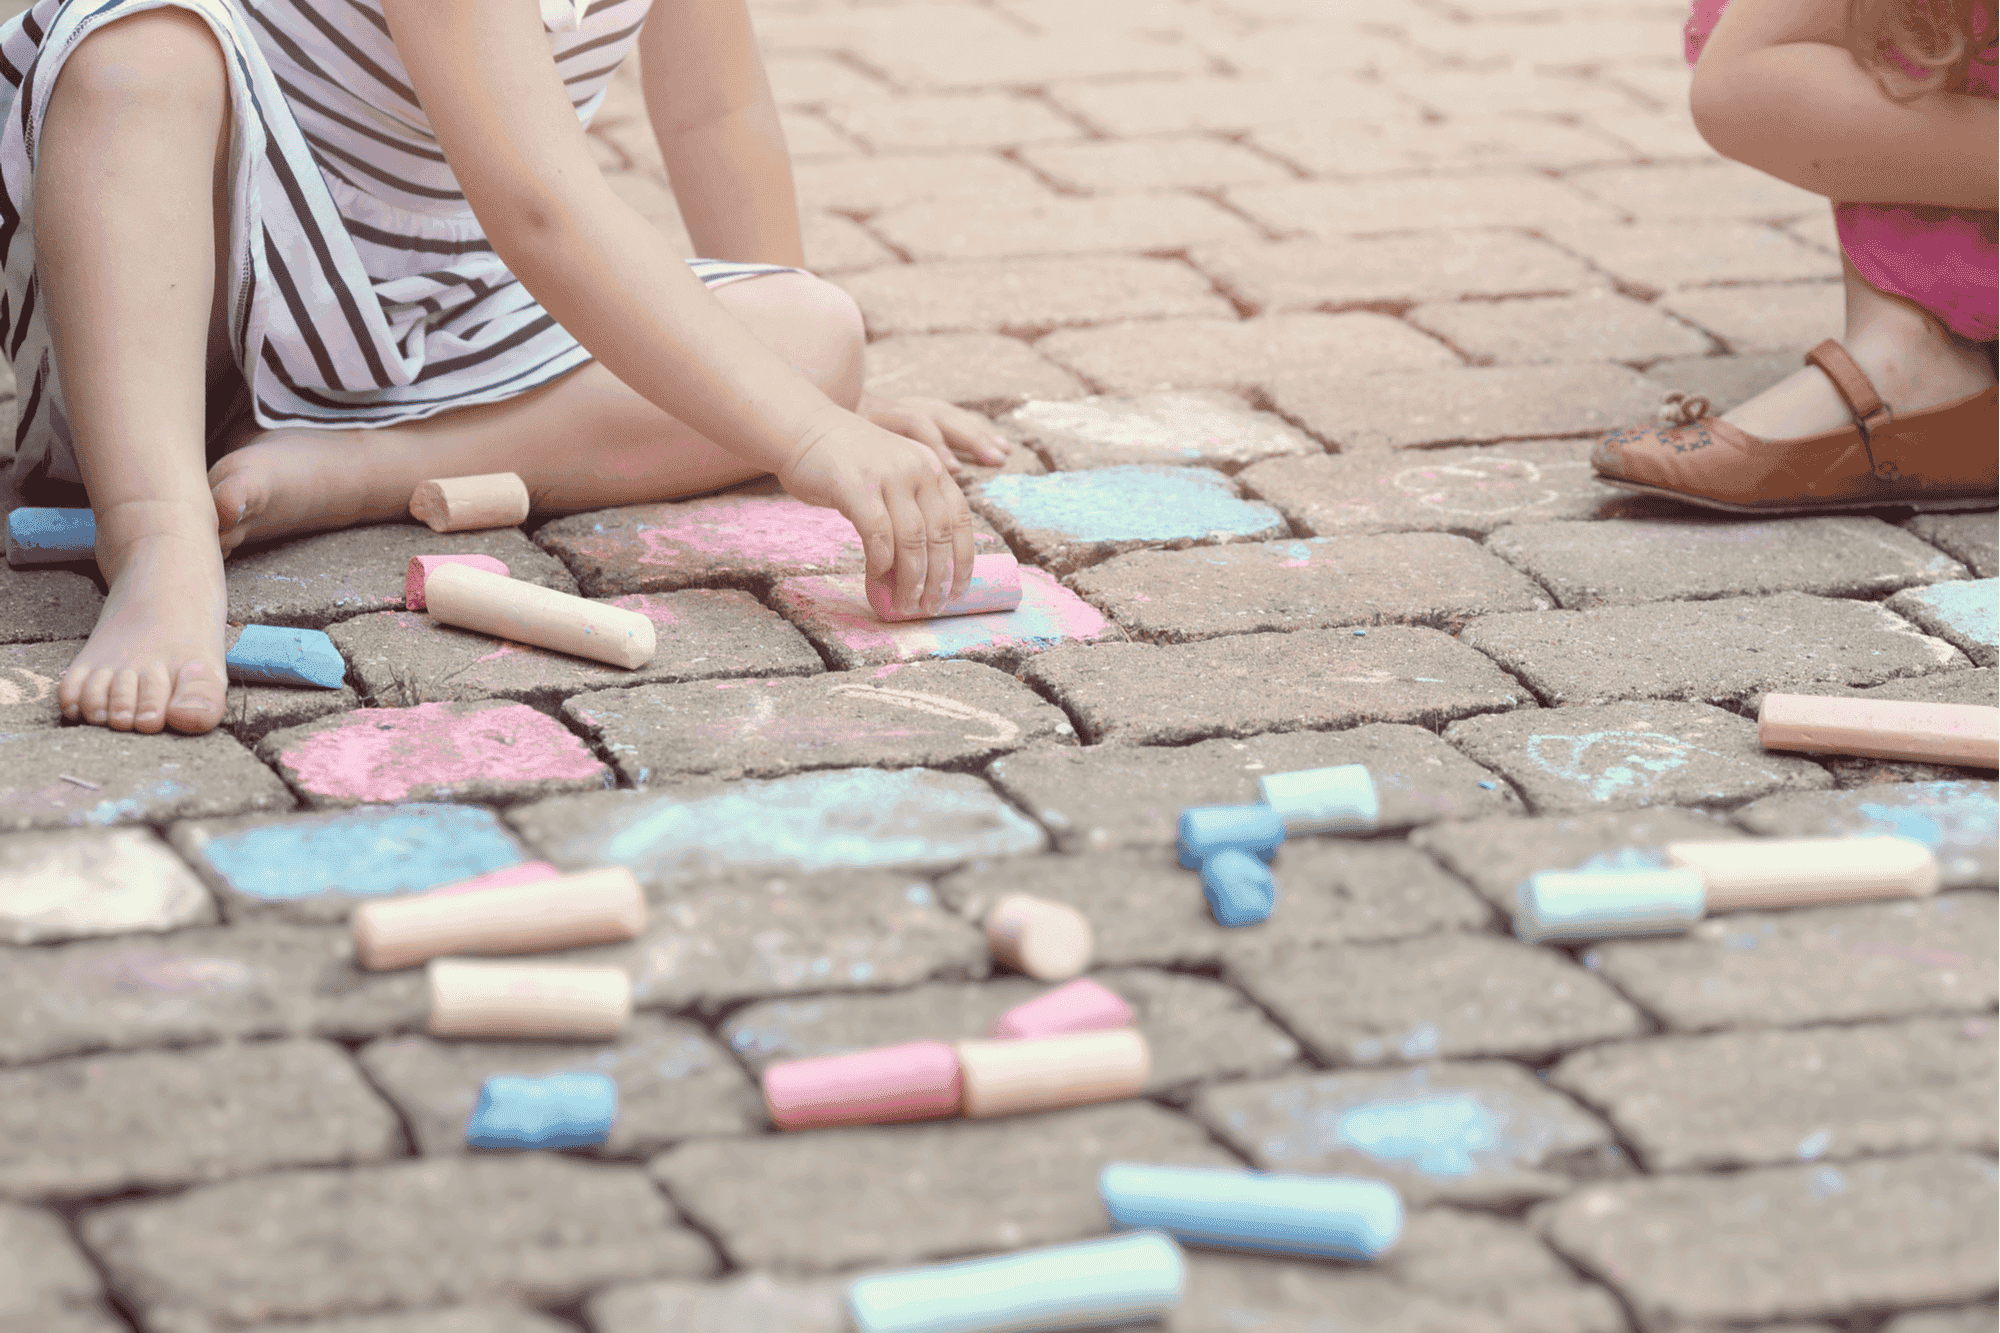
top-left (0, 666), bottom-right (55, 708)
top-left (1390, 456), bottom-right (1567, 516)
top-left (1527, 730), bottom-right (1729, 803)
top-left (827, 683), bottom-right (1022, 745)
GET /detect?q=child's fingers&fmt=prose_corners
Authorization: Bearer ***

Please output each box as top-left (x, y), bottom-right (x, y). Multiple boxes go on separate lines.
top-left (914, 472), bottom-right (960, 615)
top-left (848, 483), bottom-right (898, 585)
top-left (948, 487), bottom-right (976, 603)
top-left (933, 406), bottom-right (1010, 464)
top-left (880, 484), bottom-right (931, 617)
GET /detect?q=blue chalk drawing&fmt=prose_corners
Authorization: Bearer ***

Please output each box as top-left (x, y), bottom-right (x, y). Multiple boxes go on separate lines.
top-left (1807, 1166), bottom-right (1847, 1200)
top-left (196, 803), bottom-right (525, 900)
top-left (5, 507), bottom-right (95, 566)
top-left (1847, 781), bottom-right (1999, 889)
top-left (1525, 731), bottom-right (1727, 804)
top-left (977, 466), bottom-right (1282, 542)
top-left (225, 624), bottom-right (348, 689)
top-left (1335, 1093), bottom-right (1501, 1177)
top-left (1795, 1129), bottom-right (1832, 1161)
top-left (465, 1072), bottom-right (617, 1150)
top-left (1901, 579), bottom-right (1998, 655)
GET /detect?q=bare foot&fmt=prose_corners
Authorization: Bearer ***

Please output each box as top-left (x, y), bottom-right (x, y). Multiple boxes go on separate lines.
top-left (58, 502), bottom-right (229, 735)
top-left (210, 427), bottom-right (403, 555)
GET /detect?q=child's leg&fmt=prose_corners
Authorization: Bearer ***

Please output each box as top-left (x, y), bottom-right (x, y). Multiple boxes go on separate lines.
top-left (41, 8), bottom-right (234, 734)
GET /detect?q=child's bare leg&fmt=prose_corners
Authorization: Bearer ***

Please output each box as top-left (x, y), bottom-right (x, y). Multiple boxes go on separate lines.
top-left (41, 9), bottom-right (232, 734)
top-left (208, 270), bottom-right (864, 544)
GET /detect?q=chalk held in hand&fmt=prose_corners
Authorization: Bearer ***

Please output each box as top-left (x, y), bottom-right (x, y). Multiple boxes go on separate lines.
top-left (405, 553), bottom-right (510, 610)
top-left (1759, 692), bottom-right (1999, 769)
top-left (465, 1072), bottom-right (618, 1150)
top-left (352, 865), bottom-right (647, 971)
top-left (1100, 1163), bottom-right (1404, 1262)
top-left (426, 959), bottom-right (631, 1040)
top-left (1258, 763), bottom-right (1378, 835)
top-left (5, 507), bottom-right (95, 567)
top-left (422, 562), bottom-right (655, 669)
top-left (408, 472), bottom-right (531, 532)
top-left (985, 894), bottom-right (1093, 981)
top-left (991, 977), bottom-right (1134, 1039)
top-left (864, 552), bottom-right (1024, 622)
top-left (1177, 804), bottom-right (1284, 870)
top-left (848, 1230), bottom-right (1185, 1333)
top-left (1202, 849), bottom-right (1276, 927)
top-left (763, 1041), bottom-right (962, 1131)
top-left (224, 624), bottom-right (347, 689)
top-left (956, 1028), bottom-right (1149, 1118)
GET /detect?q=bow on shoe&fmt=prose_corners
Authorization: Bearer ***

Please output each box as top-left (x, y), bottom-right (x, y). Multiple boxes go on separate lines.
top-left (1655, 391), bottom-right (1713, 426)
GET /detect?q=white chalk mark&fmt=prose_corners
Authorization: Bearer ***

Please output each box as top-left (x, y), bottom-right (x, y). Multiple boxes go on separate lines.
top-left (59, 774), bottom-right (100, 790)
top-left (829, 683), bottom-right (1022, 745)
top-left (0, 666), bottom-right (56, 708)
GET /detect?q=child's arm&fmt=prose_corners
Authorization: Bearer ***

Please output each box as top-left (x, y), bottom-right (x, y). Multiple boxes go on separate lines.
top-left (1690, 0), bottom-right (1996, 210)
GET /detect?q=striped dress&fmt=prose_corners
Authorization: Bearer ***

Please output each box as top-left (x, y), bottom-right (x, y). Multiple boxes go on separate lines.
top-left (0, 0), bottom-right (796, 497)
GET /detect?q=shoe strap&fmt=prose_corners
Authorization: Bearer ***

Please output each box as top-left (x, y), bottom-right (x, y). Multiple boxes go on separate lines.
top-left (1804, 339), bottom-right (1893, 440)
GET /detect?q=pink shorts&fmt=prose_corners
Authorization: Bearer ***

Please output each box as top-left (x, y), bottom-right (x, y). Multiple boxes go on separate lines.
top-left (1686, 0), bottom-right (1997, 342)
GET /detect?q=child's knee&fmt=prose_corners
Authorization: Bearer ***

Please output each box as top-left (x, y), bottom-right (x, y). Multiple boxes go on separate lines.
top-left (766, 271), bottom-right (866, 408)
top-left (55, 8), bottom-right (227, 124)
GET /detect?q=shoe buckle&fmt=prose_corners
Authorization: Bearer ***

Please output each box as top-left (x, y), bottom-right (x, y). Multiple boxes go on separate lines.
top-left (1655, 392), bottom-right (1711, 427)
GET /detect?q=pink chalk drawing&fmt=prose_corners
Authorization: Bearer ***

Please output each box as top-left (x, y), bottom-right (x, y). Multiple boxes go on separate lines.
top-left (631, 494), bottom-right (864, 570)
top-left (277, 702), bottom-right (606, 802)
top-left (773, 566), bottom-right (1110, 664)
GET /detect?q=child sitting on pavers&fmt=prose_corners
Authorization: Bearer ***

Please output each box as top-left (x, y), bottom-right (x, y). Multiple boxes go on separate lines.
top-left (1594, 0), bottom-right (1996, 514)
top-left (0, 0), bottom-right (1011, 735)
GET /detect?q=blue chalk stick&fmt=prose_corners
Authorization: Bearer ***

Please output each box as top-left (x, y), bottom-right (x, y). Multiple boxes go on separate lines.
top-left (1100, 1163), bottom-right (1404, 1262)
top-left (1514, 867), bottom-right (1707, 943)
top-left (465, 1072), bottom-right (618, 1150)
top-left (225, 624), bottom-right (347, 689)
top-left (848, 1230), bottom-right (1184, 1333)
top-left (1176, 804), bottom-right (1285, 870)
top-left (1201, 849), bottom-right (1275, 927)
top-left (5, 507), bottom-right (95, 567)
top-left (1258, 763), bottom-right (1378, 835)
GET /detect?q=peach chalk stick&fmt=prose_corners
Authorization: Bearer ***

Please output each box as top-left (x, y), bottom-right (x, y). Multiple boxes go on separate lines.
top-left (864, 553), bottom-right (1024, 623)
top-left (353, 866), bottom-right (647, 971)
top-left (1665, 835), bottom-right (1938, 913)
top-left (427, 959), bottom-right (631, 1040)
top-left (763, 1041), bottom-right (963, 1131)
top-left (409, 472), bottom-right (531, 532)
top-left (422, 562), bottom-right (656, 669)
top-left (985, 894), bottom-right (1093, 982)
top-left (1759, 693), bottom-right (1999, 769)
top-left (957, 1028), bottom-right (1150, 1119)
top-left (427, 861), bottom-right (562, 897)
top-left (405, 553), bottom-right (509, 611)
top-left (991, 977), bottom-right (1135, 1039)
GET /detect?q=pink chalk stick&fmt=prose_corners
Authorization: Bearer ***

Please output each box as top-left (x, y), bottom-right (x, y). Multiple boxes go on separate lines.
top-left (864, 553), bottom-right (1023, 623)
top-left (406, 554), bottom-right (510, 611)
top-left (427, 861), bottom-right (562, 897)
top-left (763, 1040), bottom-right (963, 1131)
top-left (990, 978), bottom-right (1135, 1039)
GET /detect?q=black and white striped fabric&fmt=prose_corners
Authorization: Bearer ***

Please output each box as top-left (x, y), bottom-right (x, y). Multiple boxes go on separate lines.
top-left (0, 0), bottom-right (796, 492)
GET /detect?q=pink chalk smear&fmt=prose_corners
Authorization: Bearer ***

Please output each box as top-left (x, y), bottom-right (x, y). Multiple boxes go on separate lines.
top-left (777, 566), bottom-right (1110, 663)
top-left (763, 1040), bottom-right (963, 1130)
top-left (427, 861), bottom-right (562, 897)
top-left (865, 553), bottom-right (1023, 622)
top-left (405, 554), bottom-right (510, 611)
top-left (991, 977), bottom-right (1135, 1039)
top-left (635, 494), bottom-right (863, 568)
top-left (279, 702), bottom-right (605, 803)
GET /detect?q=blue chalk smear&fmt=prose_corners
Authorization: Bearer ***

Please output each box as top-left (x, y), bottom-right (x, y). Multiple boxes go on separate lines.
top-left (1901, 578), bottom-right (1998, 654)
top-left (978, 466), bottom-right (1282, 543)
top-left (225, 623), bottom-right (347, 689)
top-left (1176, 804), bottom-right (1285, 870)
top-left (5, 507), bottom-right (95, 566)
top-left (848, 1230), bottom-right (1185, 1333)
top-left (197, 803), bottom-right (525, 900)
top-left (1202, 848), bottom-right (1276, 927)
top-left (465, 1072), bottom-right (617, 1150)
top-left (1100, 1163), bottom-right (1403, 1262)
top-left (1335, 1093), bottom-right (1502, 1178)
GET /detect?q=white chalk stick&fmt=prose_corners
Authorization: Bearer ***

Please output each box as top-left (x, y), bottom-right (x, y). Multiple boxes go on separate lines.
top-left (352, 866), bottom-right (647, 971)
top-left (985, 894), bottom-right (1093, 982)
top-left (408, 472), bottom-right (531, 532)
top-left (1665, 835), bottom-right (1938, 912)
top-left (1759, 692), bottom-right (1999, 769)
top-left (956, 1028), bottom-right (1150, 1118)
top-left (1515, 868), bottom-right (1707, 943)
top-left (422, 562), bottom-right (655, 669)
top-left (426, 959), bottom-right (631, 1040)
top-left (1257, 763), bottom-right (1378, 835)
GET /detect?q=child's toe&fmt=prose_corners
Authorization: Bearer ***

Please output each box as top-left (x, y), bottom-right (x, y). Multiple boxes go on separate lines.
top-left (164, 661), bottom-right (225, 735)
top-left (133, 665), bottom-right (175, 733)
top-left (105, 668), bottom-right (142, 729)
top-left (75, 665), bottom-right (115, 726)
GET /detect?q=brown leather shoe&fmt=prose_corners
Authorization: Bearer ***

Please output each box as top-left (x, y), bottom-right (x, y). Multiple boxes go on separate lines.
top-left (1592, 339), bottom-right (1998, 514)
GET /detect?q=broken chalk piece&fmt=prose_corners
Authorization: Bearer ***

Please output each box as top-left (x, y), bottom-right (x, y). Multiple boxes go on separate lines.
top-left (864, 552), bottom-right (1024, 623)
top-left (956, 1028), bottom-right (1150, 1119)
top-left (1100, 1163), bottom-right (1404, 1262)
top-left (465, 1071), bottom-right (617, 1150)
top-left (1666, 835), bottom-right (1938, 912)
top-left (352, 865), bottom-right (647, 971)
top-left (985, 893), bottom-right (1094, 981)
top-left (1176, 804), bottom-right (1285, 870)
top-left (763, 1040), bottom-right (962, 1131)
top-left (224, 624), bottom-right (348, 689)
top-left (990, 977), bottom-right (1134, 1040)
top-left (1516, 867), bottom-right (1705, 943)
top-left (405, 553), bottom-right (510, 611)
top-left (1258, 763), bottom-right (1378, 836)
top-left (408, 472), bottom-right (531, 533)
top-left (426, 959), bottom-right (631, 1040)
top-left (422, 562), bottom-right (656, 669)
top-left (5, 507), bottom-right (95, 567)
top-left (847, 1230), bottom-right (1185, 1333)
top-left (425, 860), bottom-right (562, 897)
top-left (1759, 692), bottom-right (1999, 770)
top-left (1201, 849), bottom-right (1277, 928)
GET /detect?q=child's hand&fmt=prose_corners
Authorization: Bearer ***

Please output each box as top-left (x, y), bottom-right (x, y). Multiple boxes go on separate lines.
top-left (857, 392), bottom-right (1012, 476)
top-left (777, 406), bottom-right (977, 617)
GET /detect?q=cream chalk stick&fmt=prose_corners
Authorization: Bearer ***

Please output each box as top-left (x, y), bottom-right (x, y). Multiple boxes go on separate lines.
top-left (422, 562), bottom-right (656, 669)
top-left (1758, 693), bottom-right (1999, 769)
top-left (956, 1028), bottom-right (1150, 1118)
top-left (352, 866), bottom-right (647, 971)
top-left (426, 959), bottom-right (632, 1040)
top-left (985, 894), bottom-right (1093, 982)
top-left (1665, 835), bottom-right (1938, 912)
top-left (408, 472), bottom-right (531, 532)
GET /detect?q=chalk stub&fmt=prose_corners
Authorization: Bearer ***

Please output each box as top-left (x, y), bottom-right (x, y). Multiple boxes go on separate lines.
top-left (422, 562), bottom-right (656, 669)
top-left (1176, 804), bottom-right (1285, 871)
top-left (465, 1072), bottom-right (618, 1151)
top-left (1100, 1163), bottom-right (1404, 1262)
top-left (985, 893), bottom-right (1094, 981)
top-left (5, 507), bottom-right (96, 567)
top-left (848, 1229), bottom-right (1185, 1333)
top-left (408, 472), bottom-right (531, 533)
top-left (1759, 692), bottom-right (1999, 770)
top-left (406, 553), bottom-right (510, 611)
top-left (352, 865), bottom-right (647, 971)
top-left (956, 1028), bottom-right (1149, 1119)
top-left (991, 977), bottom-right (1135, 1040)
top-left (1514, 868), bottom-right (1706, 943)
top-left (763, 1041), bottom-right (963, 1131)
top-left (864, 552), bottom-right (1025, 623)
top-left (1201, 849), bottom-right (1277, 928)
top-left (426, 959), bottom-right (631, 1040)
top-left (1665, 835), bottom-right (1938, 912)
top-left (224, 624), bottom-right (348, 689)
top-left (1258, 763), bottom-right (1379, 836)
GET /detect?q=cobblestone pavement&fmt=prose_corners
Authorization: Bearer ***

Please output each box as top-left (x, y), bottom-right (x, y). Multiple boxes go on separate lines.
top-left (2, 0), bottom-right (1998, 1329)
